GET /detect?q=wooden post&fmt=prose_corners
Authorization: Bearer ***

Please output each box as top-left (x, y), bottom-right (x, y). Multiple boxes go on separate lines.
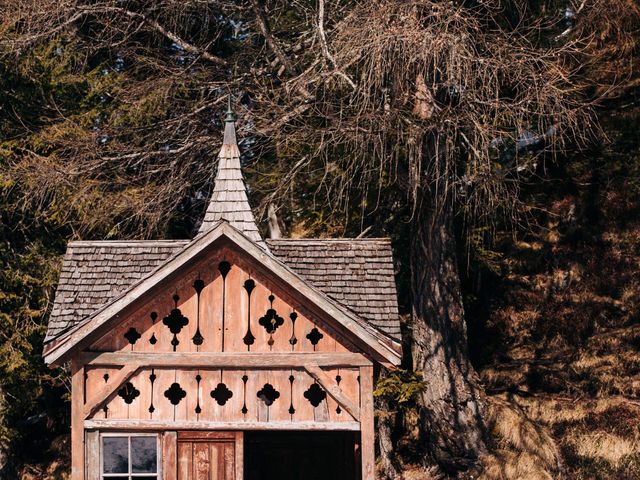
top-left (162, 431), bottom-right (178, 480)
top-left (360, 365), bottom-right (374, 480)
top-left (71, 359), bottom-right (85, 480)
top-left (85, 430), bottom-right (100, 480)
top-left (234, 432), bottom-right (244, 480)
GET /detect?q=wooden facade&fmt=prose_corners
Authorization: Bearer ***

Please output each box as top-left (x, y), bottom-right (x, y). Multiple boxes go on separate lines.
top-left (44, 106), bottom-right (401, 480)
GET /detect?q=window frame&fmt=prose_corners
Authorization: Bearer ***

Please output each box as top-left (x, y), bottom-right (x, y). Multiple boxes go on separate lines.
top-left (99, 432), bottom-right (161, 480)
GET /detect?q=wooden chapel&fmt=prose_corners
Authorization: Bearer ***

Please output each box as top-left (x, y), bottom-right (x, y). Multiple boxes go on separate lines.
top-left (43, 103), bottom-right (402, 480)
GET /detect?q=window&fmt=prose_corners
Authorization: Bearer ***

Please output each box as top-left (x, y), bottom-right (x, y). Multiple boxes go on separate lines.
top-left (102, 434), bottom-right (159, 480)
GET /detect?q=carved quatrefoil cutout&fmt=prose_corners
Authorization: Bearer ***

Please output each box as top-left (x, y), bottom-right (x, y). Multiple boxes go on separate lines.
top-left (306, 327), bottom-right (324, 346)
top-left (117, 382), bottom-right (140, 404)
top-left (163, 306), bottom-right (189, 334)
top-left (163, 295), bottom-right (189, 351)
top-left (257, 383), bottom-right (280, 406)
top-left (123, 327), bottom-right (141, 345)
top-left (210, 383), bottom-right (233, 406)
top-left (304, 383), bottom-right (327, 407)
top-left (258, 295), bottom-right (285, 334)
top-left (164, 382), bottom-right (186, 405)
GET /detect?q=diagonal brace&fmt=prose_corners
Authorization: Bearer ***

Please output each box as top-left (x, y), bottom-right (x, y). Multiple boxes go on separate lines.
top-left (304, 363), bottom-right (360, 421)
top-left (84, 363), bottom-right (141, 419)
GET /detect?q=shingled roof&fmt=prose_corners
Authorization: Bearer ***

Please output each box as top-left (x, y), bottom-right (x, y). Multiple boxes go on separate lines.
top-left (45, 240), bottom-right (187, 342)
top-left (266, 238), bottom-right (400, 339)
top-left (45, 237), bottom-right (400, 343)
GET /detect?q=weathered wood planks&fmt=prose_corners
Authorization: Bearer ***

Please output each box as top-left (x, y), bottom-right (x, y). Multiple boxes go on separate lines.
top-left (81, 351), bottom-right (372, 368)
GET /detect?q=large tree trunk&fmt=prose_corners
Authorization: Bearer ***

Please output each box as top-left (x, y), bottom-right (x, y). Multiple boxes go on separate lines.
top-left (410, 188), bottom-right (487, 473)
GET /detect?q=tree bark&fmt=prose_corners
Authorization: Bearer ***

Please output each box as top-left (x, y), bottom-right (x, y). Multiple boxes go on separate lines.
top-left (410, 187), bottom-right (487, 473)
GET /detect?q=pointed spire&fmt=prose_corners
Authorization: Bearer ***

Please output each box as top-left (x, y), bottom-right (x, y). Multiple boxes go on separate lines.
top-left (198, 96), bottom-right (266, 249)
top-left (223, 94), bottom-right (237, 145)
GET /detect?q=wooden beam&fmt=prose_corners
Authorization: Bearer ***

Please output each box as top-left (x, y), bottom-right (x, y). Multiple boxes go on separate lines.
top-left (80, 351), bottom-right (372, 368)
top-left (304, 363), bottom-right (360, 421)
top-left (178, 431), bottom-right (237, 440)
top-left (71, 359), bottom-right (85, 480)
top-left (85, 419), bottom-right (361, 432)
top-left (84, 363), bottom-right (141, 419)
top-left (360, 365), bottom-right (375, 480)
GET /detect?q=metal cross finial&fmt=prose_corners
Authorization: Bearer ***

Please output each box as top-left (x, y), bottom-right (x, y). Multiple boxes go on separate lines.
top-left (225, 94), bottom-right (237, 123)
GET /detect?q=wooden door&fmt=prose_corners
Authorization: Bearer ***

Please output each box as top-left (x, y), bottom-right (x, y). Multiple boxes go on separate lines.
top-left (177, 431), bottom-right (243, 480)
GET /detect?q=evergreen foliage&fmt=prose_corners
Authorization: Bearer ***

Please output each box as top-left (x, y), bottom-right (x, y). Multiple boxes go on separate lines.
top-left (374, 370), bottom-right (427, 409)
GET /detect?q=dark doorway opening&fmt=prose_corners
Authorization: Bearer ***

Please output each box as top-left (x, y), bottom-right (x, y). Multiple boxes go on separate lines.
top-left (244, 431), bottom-right (360, 480)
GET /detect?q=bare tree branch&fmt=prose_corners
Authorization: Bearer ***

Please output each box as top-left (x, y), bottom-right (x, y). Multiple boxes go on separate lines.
top-left (250, 0), bottom-right (312, 100)
top-left (250, 0), bottom-right (295, 74)
top-left (91, 6), bottom-right (227, 65)
top-left (317, 0), bottom-right (356, 90)
top-left (1, 3), bottom-right (226, 65)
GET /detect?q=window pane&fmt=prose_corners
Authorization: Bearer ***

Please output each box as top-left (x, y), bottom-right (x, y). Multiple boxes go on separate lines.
top-left (131, 437), bottom-right (157, 473)
top-left (103, 437), bottom-right (128, 474)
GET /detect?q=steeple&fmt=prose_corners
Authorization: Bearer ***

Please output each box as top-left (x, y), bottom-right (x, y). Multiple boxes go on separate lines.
top-left (198, 97), bottom-right (266, 248)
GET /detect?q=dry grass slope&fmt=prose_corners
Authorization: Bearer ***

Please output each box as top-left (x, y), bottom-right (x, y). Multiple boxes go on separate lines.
top-left (475, 170), bottom-right (640, 479)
